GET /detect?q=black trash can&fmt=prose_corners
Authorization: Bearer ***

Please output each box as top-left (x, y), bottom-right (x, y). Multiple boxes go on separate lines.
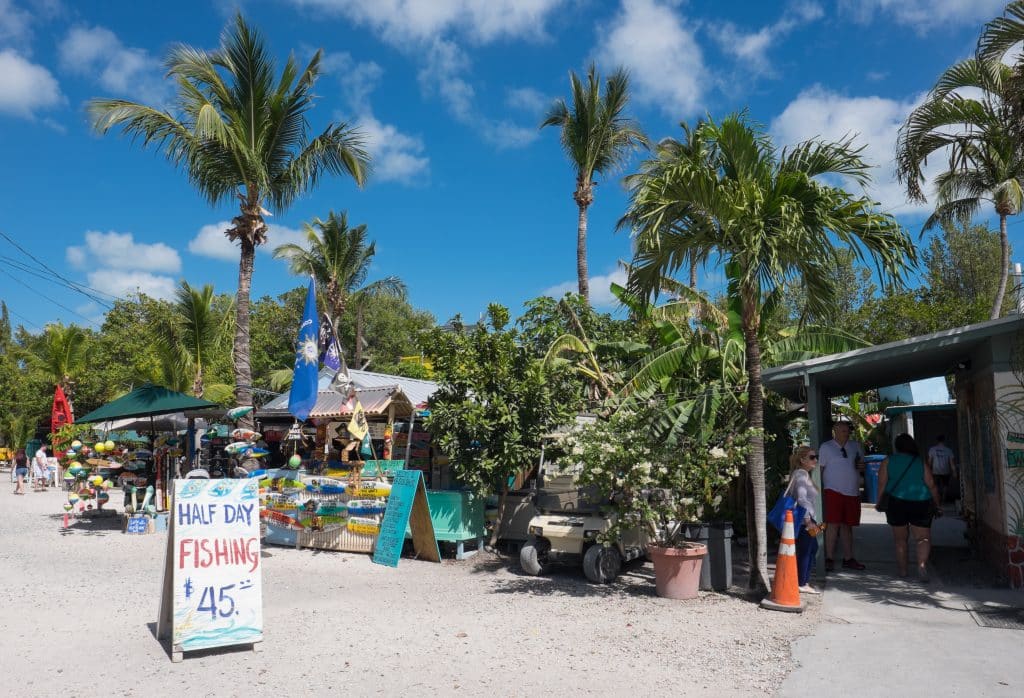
top-left (683, 521), bottom-right (733, 591)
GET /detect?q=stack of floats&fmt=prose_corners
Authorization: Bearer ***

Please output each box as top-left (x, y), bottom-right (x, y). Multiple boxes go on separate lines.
top-left (257, 465), bottom-right (396, 553)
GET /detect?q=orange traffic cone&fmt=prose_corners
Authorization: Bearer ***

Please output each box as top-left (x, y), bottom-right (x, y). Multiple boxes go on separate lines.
top-left (760, 509), bottom-right (806, 613)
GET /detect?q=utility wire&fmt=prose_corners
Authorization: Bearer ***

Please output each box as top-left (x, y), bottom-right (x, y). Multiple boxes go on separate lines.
top-left (3, 273), bottom-right (96, 324)
top-left (0, 254), bottom-right (115, 308)
top-left (0, 231), bottom-right (117, 308)
top-left (1, 303), bottom-right (43, 332)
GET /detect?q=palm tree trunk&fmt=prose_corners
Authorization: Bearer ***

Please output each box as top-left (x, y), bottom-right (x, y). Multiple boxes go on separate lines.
top-left (233, 237), bottom-right (256, 429)
top-left (689, 260), bottom-right (697, 289)
top-left (991, 213), bottom-right (1011, 320)
top-left (741, 297), bottom-right (771, 592)
top-left (193, 365), bottom-right (204, 399)
top-left (354, 304), bottom-right (365, 368)
top-left (576, 202), bottom-right (590, 302)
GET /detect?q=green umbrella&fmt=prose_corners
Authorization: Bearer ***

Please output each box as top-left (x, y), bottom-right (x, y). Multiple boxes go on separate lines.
top-left (76, 384), bottom-right (217, 423)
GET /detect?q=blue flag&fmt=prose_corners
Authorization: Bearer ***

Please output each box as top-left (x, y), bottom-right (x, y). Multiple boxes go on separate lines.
top-left (288, 278), bottom-right (320, 421)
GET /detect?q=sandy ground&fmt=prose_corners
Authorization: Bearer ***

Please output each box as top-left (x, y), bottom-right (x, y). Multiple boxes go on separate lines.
top-left (0, 481), bottom-right (820, 697)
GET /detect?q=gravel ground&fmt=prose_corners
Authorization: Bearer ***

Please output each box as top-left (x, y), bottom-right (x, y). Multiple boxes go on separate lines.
top-left (0, 483), bottom-right (820, 697)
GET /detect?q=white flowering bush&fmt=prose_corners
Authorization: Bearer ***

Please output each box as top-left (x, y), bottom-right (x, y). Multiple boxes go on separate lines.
top-left (562, 406), bottom-right (752, 547)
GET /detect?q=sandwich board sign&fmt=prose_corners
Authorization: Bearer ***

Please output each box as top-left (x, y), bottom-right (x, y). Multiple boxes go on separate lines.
top-left (372, 469), bottom-right (440, 567)
top-left (157, 479), bottom-right (263, 662)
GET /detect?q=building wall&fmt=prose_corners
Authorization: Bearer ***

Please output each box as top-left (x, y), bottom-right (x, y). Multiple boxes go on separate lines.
top-left (958, 333), bottom-right (1024, 589)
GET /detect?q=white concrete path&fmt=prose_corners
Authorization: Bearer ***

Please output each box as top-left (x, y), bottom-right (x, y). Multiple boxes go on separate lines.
top-left (778, 507), bottom-right (1024, 697)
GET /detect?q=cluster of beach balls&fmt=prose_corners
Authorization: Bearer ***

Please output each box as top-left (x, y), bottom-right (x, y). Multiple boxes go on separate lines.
top-left (62, 439), bottom-right (116, 514)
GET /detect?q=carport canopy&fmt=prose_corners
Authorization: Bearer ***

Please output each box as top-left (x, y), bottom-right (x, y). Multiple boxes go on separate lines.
top-left (762, 314), bottom-right (1021, 404)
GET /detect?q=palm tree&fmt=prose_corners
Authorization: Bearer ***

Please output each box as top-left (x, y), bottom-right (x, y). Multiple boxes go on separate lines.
top-left (151, 281), bottom-right (233, 397)
top-left (273, 210), bottom-right (405, 368)
top-left (25, 323), bottom-right (89, 407)
top-left (88, 14), bottom-right (370, 427)
top-left (541, 64), bottom-right (648, 303)
top-left (623, 114), bottom-right (914, 590)
top-left (896, 56), bottom-right (1024, 320)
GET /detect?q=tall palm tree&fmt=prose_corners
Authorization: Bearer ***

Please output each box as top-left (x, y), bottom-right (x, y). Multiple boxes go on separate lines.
top-left (88, 14), bottom-right (370, 427)
top-left (623, 114), bottom-right (914, 590)
top-left (273, 210), bottom-right (406, 368)
top-left (541, 64), bottom-right (648, 303)
top-left (896, 56), bottom-right (1024, 320)
top-left (25, 323), bottom-right (89, 407)
top-left (151, 281), bottom-right (233, 397)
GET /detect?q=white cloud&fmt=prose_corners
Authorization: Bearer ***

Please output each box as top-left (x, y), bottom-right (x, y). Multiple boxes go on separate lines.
top-left (288, 0), bottom-right (564, 44)
top-left (189, 221), bottom-right (308, 261)
top-left (710, 1), bottom-right (823, 74)
top-left (299, 4), bottom-right (548, 149)
top-left (264, 223), bottom-right (308, 250)
top-left (58, 25), bottom-right (167, 104)
top-left (840, 0), bottom-right (1006, 31)
top-left (594, 0), bottom-right (706, 116)
top-left (65, 231), bottom-right (181, 272)
top-left (770, 86), bottom-right (935, 215)
top-left (0, 0), bottom-right (33, 49)
top-left (506, 86), bottom-right (550, 114)
top-left (0, 49), bottom-right (63, 118)
top-left (320, 50), bottom-right (384, 112)
top-left (315, 51), bottom-right (431, 183)
top-left (358, 114), bottom-right (430, 184)
top-left (542, 268), bottom-right (629, 309)
top-left (188, 222), bottom-right (239, 262)
top-left (87, 270), bottom-right (178, 300)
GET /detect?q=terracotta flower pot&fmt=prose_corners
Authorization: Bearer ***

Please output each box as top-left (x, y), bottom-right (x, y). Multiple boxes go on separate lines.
top-left (648, 543), bottom-right (707, 600)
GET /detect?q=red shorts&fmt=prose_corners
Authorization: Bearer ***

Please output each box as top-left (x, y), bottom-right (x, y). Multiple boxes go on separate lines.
top-left (824, 489), bottom-right (861, 526)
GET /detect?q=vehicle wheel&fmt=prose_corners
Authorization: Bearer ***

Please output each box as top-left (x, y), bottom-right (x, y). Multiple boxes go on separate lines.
top-left (520, 536), bottom-right (550, 576)
top-left (583, 544), bottom-right (622, 584)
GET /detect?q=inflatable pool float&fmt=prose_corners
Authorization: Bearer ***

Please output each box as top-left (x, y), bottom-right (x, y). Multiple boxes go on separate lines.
top-left (346, 499), bottom-right (387, 516)
top-left (231, 428), bottom-right (261, 442)
top-left (353, 481), bottom-right (392, 498)
top-left (260, 509), bottom-right (304, 530)
top-left (303, 477), bottom-right (346, 495)
top-left (347, 517), bottom-right (381, 535)
top-left (315, 503), bottom-right (350, 516)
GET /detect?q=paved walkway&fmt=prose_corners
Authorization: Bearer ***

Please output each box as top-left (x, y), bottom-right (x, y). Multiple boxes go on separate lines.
top-left (778, 506), bottom-right (1024, 697)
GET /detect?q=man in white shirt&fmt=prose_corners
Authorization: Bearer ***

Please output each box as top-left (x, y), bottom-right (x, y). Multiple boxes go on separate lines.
top-left (33, 444), bottom-right (49, 489)
top-left (927, 435), bottom-right (956, 503)
top-left (820, 421), bottom-right (866, 571)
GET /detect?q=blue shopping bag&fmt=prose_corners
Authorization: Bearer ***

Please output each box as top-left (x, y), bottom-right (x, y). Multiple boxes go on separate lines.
top-left (767, 478), bottom-right (806, 533)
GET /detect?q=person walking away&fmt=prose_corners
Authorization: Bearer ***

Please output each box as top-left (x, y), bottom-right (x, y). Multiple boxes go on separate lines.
top-left (32, 444), bottom-right (48, 491)
top-left (12, 449), bottom-right (28, 495)
top-left (927, 435), bottom-right (956, 504)
top-left (820, 420), bottom-right (867, 571)
top-left (878, 433), bottom-right (942, 582)
top-left (789, 445), bottom-right (825, 594)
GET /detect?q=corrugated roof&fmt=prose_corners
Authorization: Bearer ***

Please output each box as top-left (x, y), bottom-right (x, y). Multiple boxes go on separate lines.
top-left (262, 384), bottom-right (414, 418)
top-left (318, 368), bottom-right (438, 407)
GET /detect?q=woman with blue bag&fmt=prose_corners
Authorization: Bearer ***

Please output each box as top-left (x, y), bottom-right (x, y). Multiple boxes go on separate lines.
top-left (773, 446), bottom-right (826, 594)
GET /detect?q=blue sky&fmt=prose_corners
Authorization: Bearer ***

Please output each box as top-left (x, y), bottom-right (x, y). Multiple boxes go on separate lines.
top-left (0, 0), bottom-right (1017, 332)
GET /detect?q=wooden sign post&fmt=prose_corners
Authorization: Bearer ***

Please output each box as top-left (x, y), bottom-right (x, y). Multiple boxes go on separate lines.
top-left (372, 469), bottom-right (440, 567)
top-left (157, 479), bottom-right (263, 662)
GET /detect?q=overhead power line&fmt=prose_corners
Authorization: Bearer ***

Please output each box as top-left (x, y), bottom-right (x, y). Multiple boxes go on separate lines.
top-left (0, 231), bottom-right (117, 309)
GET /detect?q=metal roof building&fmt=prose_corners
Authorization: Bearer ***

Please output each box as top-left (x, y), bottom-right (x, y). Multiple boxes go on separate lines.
top-left (763, 314), bottom-right (1024, 589)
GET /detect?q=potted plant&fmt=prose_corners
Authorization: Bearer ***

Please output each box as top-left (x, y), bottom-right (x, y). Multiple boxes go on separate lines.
top-left (564, 406), bottom-right (751, 599)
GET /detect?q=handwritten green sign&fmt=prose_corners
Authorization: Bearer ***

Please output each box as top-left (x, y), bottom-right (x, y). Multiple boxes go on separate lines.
top-left (372, 470), bottom-right (439, 567)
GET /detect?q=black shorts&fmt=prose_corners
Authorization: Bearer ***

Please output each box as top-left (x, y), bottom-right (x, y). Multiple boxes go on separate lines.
top-left (885, 496), bottom-right (933, 528)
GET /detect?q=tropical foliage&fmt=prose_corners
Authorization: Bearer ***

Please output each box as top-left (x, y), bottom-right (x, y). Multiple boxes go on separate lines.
top-left (88, 14), bottom-right (370, 425)
top-left (274, 210), bottom-right (406, 368)
top-left (564, 405), bottom-right (752, 547)
top-left (542, 65), bottom-right (647, 302)
top-left (423, 305), bottom-right (579, 545)
top-left (896, 55), bottom-right (1023, 319)
top-left (622, 113), bottom-right (914, 590)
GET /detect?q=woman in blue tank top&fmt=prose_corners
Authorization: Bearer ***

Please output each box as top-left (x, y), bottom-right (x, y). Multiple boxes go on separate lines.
top-left (878, 433), bottom-right (941, 582)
